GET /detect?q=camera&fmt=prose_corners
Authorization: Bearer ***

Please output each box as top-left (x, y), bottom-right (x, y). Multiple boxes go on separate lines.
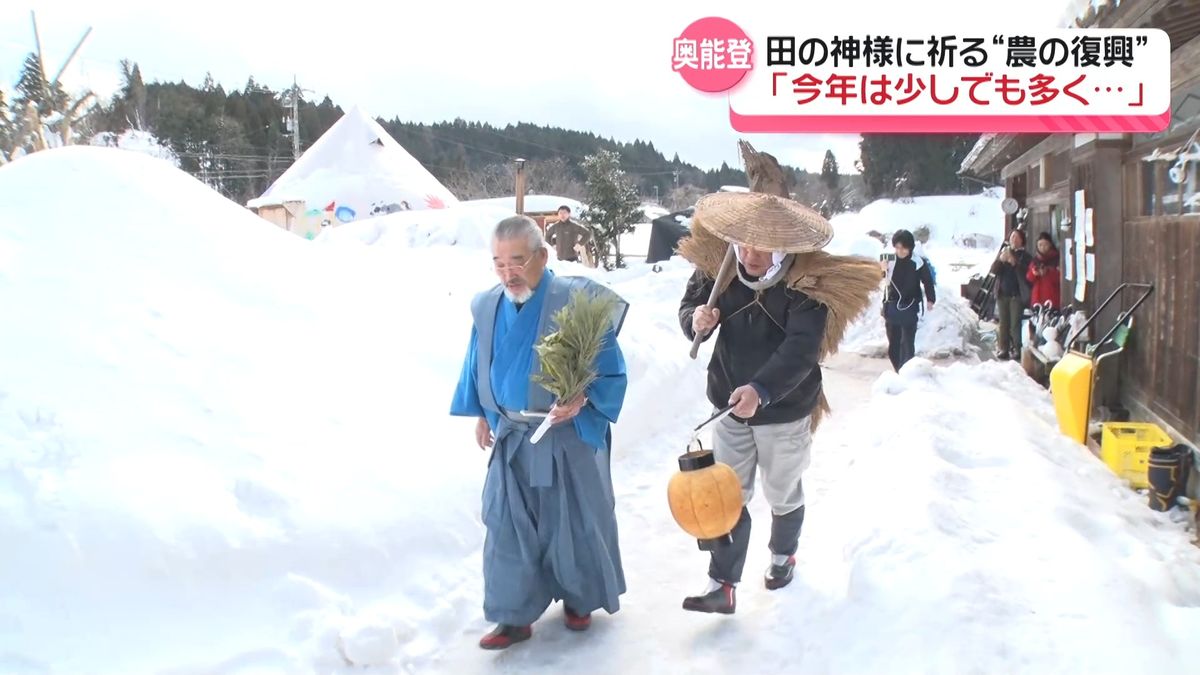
top-left (879, 252), bottom-right (897, 262)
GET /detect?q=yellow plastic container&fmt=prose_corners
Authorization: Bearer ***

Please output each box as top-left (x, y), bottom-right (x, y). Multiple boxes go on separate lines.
top-left (1050, 352), bottom-right (1093, 444)
top-left (1099, 422), bottom-right (1173, 489)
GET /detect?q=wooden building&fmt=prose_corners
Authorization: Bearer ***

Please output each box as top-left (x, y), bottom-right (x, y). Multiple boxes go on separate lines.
top-left (961, 0), bottom-right (1200, 450)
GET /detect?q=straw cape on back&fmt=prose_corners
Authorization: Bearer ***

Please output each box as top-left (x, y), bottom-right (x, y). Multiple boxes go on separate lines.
top-left (675, 141), bottom-right (883, 430)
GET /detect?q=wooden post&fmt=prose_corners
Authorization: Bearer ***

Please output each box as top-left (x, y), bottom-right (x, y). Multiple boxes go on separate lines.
top-left (690, 245), bottom-right (737, 359)
top-left (514, 158), bottom-right (526, 215)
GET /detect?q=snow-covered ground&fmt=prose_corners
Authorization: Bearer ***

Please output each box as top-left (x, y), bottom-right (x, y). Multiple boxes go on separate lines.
top-left (3, 150), bottom-right (1199, 674)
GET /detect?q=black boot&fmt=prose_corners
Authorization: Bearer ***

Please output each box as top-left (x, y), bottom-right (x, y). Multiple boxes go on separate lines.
top-left (764, 555), bottom-right (796, 590)
top-left (682, 579), bottom-right (736, 614)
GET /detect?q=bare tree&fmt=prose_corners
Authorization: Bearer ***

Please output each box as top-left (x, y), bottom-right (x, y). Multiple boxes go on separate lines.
top-left (666, 185), bottom-right (706, 210)
top-left (524, 157), bottom-right (585, 200)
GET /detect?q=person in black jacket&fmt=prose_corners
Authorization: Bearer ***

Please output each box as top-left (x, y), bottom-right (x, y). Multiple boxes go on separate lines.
top-left (678, 243), bottom-right (828, 614)
top-left (882, 229), bottom-right (936, 372)
top-left (990, 229), bottom-right (1033, 360)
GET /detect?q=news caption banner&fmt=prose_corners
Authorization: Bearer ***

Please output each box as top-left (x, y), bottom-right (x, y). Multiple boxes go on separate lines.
top-left (671, 17), bottom-right (1172, 133)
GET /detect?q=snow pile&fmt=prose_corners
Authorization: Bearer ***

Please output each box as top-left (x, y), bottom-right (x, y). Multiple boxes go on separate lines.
top-left (250, 106), bottom-right (459, 218)
top-left (830, 191), bottom-right (1005, 250)
top-left (462, 194), bottom-right (584, 215)
top-left (829, 191), bottom-right (1005, 288)
top-left (793, 359), bottom-right (1200, 673)
top-left (0, 146), bottom-right (706, 674)
top-left (89, 129), bottom-right (179, 166)
top-left (640, 204), bottom-right (670, 221)
top-left (839, 285), bottom-right (983, 360)
top-left (314, 202), bottom-right (517, 249)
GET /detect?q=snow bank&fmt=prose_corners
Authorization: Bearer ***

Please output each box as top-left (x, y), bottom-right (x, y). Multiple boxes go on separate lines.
top-left (830, 191), bottom-right (1005, 251)
top-left (792, 359), bottom-right (1200, 673)
top-left (0, 147), bottom-right (485, 673)
top-left (89, 129), bottom-right (180, 166)
top-left (0, 146), bottom-right (707, 674)
top-left (314, 202), bottom-right (517, 249)
top-left (840, 285), bottom-right (983, 360)
top-left (462, 194), bottom-right (584, 215)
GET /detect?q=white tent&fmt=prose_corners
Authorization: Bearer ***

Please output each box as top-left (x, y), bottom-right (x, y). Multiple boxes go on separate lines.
top-left (248, 106), bottom-right (459, 225)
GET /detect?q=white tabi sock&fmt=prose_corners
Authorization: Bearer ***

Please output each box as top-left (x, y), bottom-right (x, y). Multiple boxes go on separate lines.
top-left (705, 576), bottom-right (733, 593)
top-left (771, 553), bottom-right (790, 566)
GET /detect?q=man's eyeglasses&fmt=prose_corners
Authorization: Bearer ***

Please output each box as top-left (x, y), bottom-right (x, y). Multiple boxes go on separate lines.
top-left (493, 257), bottom-right (534, 273)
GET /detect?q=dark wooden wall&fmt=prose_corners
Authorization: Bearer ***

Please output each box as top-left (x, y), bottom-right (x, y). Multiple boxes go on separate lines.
top-left (1122, 216), bottom-right (1200, 442)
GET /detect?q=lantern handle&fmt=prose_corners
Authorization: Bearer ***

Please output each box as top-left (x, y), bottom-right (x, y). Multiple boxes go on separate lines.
top-left (688, 405), bottom-right (735, 451)
top-left (694, 405), bottom-right (735, 433)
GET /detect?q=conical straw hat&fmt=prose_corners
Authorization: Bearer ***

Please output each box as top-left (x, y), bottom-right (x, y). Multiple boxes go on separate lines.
top-left (693, 191), bottom-right (834, 253)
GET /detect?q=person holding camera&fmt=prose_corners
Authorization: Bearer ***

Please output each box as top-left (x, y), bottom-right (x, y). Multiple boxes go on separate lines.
top-left (881, 229), bottom-right (935, 372)
top-left (991, 229), bottom-right (1033, 360)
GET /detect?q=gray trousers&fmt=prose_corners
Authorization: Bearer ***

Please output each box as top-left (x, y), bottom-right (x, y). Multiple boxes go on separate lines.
top-left (707, 414), bottom-right (812, 584)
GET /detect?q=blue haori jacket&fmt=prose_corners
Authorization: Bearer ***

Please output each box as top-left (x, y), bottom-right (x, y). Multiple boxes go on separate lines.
top-left (450, 269), bottom-right (630, 454)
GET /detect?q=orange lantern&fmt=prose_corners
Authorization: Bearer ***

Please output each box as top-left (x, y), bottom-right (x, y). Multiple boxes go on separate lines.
top-left (668, 437), bottom-right (744, 550)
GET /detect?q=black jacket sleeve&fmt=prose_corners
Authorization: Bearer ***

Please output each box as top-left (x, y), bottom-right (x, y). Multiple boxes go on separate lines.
top-left (679, 269), bottom-right (716, 342)
top-left (750, 294), bottom-right (828, 406)
top-left (919, 263), bottom-right (936, 303)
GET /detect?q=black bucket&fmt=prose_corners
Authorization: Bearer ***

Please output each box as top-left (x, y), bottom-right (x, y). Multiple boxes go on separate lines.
top-left (1147, 444), bottom-right (1193, 512)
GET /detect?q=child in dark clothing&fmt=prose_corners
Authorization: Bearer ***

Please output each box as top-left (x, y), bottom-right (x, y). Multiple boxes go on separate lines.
top-left (882, 229), bottom-right (936, 372)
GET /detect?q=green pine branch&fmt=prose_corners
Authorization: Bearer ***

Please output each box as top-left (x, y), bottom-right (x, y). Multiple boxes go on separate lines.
top-left (532, 289), bottom-right (618, 403)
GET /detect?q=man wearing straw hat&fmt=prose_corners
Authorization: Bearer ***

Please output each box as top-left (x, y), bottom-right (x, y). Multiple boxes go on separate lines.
top-left (676, 189), bottom-right (878, 614)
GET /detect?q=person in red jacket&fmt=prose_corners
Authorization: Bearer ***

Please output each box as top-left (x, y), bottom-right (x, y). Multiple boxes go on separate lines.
top-left (1027, 232), bottom-right (1061, 309)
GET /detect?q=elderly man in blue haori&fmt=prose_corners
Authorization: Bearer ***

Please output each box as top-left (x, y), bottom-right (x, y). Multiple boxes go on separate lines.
top-left (450, 215), bottom-right (630, 651)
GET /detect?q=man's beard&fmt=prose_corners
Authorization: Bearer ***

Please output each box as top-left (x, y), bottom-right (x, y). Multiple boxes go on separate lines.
top-left (504, 285), bottom-right (533, 304)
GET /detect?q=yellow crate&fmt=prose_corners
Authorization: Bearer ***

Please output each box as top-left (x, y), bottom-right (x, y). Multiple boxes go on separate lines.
top-left (1099, 422), bottom-right (1173, 489)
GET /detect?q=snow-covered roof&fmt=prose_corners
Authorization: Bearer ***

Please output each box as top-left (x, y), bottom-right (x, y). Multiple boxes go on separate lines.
top-left (246, 195), bottom-right (307, 209)
top-left (719, 185), bottom-right (750, 193)
top-left (959, 134), bottom-right (997, 174)
top-left (250, 106), bottom-right (459, 218)
top-left (1057, 0), bottom-right (1120, 28)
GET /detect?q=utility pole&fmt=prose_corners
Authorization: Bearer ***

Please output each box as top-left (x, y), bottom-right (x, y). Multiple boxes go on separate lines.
top-left (280, 77), bottom-right (311, 161)
top-left (673, 169), bottom-right (680, 189)
top-left (290, 78), bottom-right (299, 160)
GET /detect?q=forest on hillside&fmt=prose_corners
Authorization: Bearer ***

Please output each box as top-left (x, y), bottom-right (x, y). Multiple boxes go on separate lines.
top-left (3, 55), bottom-right (980, 211)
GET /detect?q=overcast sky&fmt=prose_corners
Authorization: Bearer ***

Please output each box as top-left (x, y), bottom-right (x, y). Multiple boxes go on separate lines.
top-left (3, 0), bottom-right (1076, 173)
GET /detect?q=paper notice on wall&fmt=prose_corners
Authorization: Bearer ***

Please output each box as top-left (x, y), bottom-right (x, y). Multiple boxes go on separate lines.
top-left (1074, 190), bottom-right (1086, 226)
top-left (1084, 208), bottom-right (1095, 247)
top-left (1085, 253), bottom-right (1096, 282)
top-left (1075, 271), bottom-right (1087, 302)
top-left (1063, 239), bottom-right (1074, 280)
top-left (1075, 236), bottom-right (1087, 286)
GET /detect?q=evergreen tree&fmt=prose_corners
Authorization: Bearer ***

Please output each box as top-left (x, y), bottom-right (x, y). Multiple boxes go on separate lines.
top-left (114, 60), bottom-right (148, 130)
top-left (0, 89), bottom-right (12, 153)
top-left (859, 133), bottom-right (978, 199)
top-left (820, 149), bottom-right (844, 216)
top-left (13, 53), bottom-right (67, 119)
top-left (581, 150), bottom-right (642, 269)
